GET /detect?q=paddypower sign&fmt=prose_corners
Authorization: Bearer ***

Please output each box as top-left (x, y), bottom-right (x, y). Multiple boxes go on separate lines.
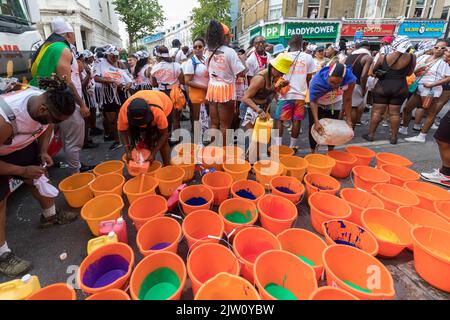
top-left (285, 22), bottom-right (339, 39)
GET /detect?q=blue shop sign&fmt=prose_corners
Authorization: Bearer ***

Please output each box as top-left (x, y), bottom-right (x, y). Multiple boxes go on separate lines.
top-left (398, 21), bottom-right (446, 39)
top-left (143, 32), bottom-right (165, 44)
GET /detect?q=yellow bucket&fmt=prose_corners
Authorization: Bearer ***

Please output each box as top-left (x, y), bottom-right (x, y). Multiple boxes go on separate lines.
top-left (80, 194), bottom-right (124, 236)
top-left (280, 156), bottom-right (309, 181)
top-left (155, 166), bottom-right (185, 198)
top-left (89, 173), bottom-right (125, 197)
top-left (222, 161), bottom-right (252, 182)
top-left (59, 173), bottom-right (95, 208)
top-left (305, 154), bottom-right (336, 176)
top-left (93, 160), bottom-right (124, 176)
top-left (171, 155), bottom-right (196, 183)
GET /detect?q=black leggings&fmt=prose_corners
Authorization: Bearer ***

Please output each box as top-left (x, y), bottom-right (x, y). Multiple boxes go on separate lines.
top-left (372, 79), bottom-right (409, 106)
top-left (308, 107), bottom-right (340, 150)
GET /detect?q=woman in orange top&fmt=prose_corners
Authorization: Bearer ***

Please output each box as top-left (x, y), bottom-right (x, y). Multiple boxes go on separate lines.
top-left (118, 91), bottom-right (172, 165)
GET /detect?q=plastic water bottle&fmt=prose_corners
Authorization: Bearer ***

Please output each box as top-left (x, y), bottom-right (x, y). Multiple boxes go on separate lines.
top-left (200, 168), bottom-right (216, 177)
top-left (99, 218), bottom-right (128, 244)
top-left (0, 274), bottom-right (41, 300)
top-left (87, 231), bottom-right (118, 255)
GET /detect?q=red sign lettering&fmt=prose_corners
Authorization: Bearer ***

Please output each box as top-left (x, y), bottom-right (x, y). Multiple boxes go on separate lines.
top-left (341, 24), bottom-right (396, 37)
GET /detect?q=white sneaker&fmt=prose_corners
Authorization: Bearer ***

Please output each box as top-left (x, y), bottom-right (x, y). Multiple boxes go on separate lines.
top-left (398, 127), bottom-right (408, 135)
top-left (421, 169), bottom-right (450, 188)
top-left (431, 123), bottom-right (439, 130)
top-left (382, 121), bottom-right (389, 127)
top-left (405, 135), bottom-right (426, 143)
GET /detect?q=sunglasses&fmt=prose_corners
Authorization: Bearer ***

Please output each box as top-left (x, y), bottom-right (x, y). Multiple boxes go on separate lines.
top-left (435, 46), bottom-right (447, 50)
top-left (193, 45), bottom-right (203, 49)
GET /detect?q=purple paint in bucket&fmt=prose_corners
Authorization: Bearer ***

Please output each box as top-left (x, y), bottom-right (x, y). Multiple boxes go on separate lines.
top-left (82, 254), bottom-right (129, 288)
top-left (150, 242), bottom-right (171, 250)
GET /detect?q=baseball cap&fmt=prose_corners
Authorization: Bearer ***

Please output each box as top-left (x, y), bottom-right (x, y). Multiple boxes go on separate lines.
top-left (127, 98), bottom-right (152, 127)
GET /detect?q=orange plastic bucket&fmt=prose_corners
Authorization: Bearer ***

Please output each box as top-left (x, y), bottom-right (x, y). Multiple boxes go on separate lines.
top-left (376, 152), bottom-right (412, 169)
top-left (397, 206), bottom-right (450, 251)
top-left (179, 185), bottom-right (214, 215)
top-left (195, 272), bottom-right (260, 300)
top-left (136, 216), bottom-right (182, 256)
top-left (129, 251), bottom-right (186, 300)
top-left (380, 164), bottom-right (420, 186)
top-left (201, 146), bottom-right (224, 171)
top-left (85, 289), bottom-right (131, 300)
top-left (322, 220), bottom-right (379, 257)
top-left (257, 194), bottom-right (298, 235)
top-left (202, 171), bottom-right (233, 206)
top-left (372, 183), bottom-right (420, 212)
top-left (322, 245), bottom-right (395, 300)
top-left (128, 194), bottom-right (168, 230)
top-left (269, 176), bottom-right (305, 204)
top-left (182, 210), bottom-right (224, 250)
top-left (269, 145), bottom-right (295, 159)
top-left (340, 188), bottom-right (384, 226)
top-left (26, 284), bottom-right (76, 300)
top-left (222, 161), bottom-right (251, 182)
top-left (304, 173), bottom-right (340, 199)
top-left (351, 166), bottom-right (390, 192)
top-left (345, 146), bottom-right (376, 166)
top-left (170, 155), bottom-right (196, 183)
top-left (123, 174), bottom-right (158, 204)
top-left (308, 193), bottom-right (351, 235)
top-left (280, 156), bottom-right (308, 181)
top-left (59, 172), bottom-right (95, 208)
top-left (254, 250), bottom-right (318, 300)
top-left (187, 243), bottom-right (240, 296)
top-left (404, 181), bottom-right (450, 212)
top-left (309, 286), bottom-right (359, 300)
top-left (327, 150), bottom-right (358, 179)
top-left (230, 179), bottom-right (266, 204)
top-left (434, 200), bottom-right (450, 222)
top-left (218, 198), bottom-right (258, 237)
top-left (122, 154), bottom-right (162, 177)
top-left (304, 154), bottom-right (336, 175)
top-left (223, 146), bottom-right (245, 162)
top-left (89, 173), bottom-right (125, 197)
top-left (361, 208), bottom-right (412, 258)
top-left (232, 227), bottom-right (281, 283)
top-left (78, 243), bottom-right (134, 295)
top-left (277, 228), bottom-right (328, 282)
top-left (80, 194), bottom-right (124, 236)
top-left (411, 226), bottom-right (450, 293)
top-left (253, 160), bottom-right (285, 189)
top-left (155, 165), bottom-right (185, 198)
top-left (93, 160), bottom-right (124, 176)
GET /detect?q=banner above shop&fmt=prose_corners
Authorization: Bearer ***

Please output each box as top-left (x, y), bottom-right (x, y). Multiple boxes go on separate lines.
top-left (341, 24), bottom-right (396, 37)
top-left (265, 24), bottom-right (282, 40)
top-left (285, 22), bottom-right (339, 39)
top-left (398, 21), bottom-right (446, 39)
top-left (250, 27), bottom-right (262, 39)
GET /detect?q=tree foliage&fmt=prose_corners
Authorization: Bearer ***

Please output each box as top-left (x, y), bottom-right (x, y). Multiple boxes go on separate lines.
top-left (113, 0), bottom-right (165, 51)
top-left (191, 0), bottom-right (231, 40)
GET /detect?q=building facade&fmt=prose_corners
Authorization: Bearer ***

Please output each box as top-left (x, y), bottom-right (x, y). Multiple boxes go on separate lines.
top-left (36, 0), bottom-right (122, 51)
top-left (163, 17), bottom-right (194, 49)
top-left (234, 0), bottom-right (447, 47)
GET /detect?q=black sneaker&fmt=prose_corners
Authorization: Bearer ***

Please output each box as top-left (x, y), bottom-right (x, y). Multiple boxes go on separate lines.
top-left (83, 141), bottom-right (99, 149)
top-left (0, 252), bottom-right (32, 277)
top-left (40, 210), bottom-right (78, 229)
top-left (90, 127), bottom-right (104, 136)
top-left (80, 164), bottom-right (96, 172)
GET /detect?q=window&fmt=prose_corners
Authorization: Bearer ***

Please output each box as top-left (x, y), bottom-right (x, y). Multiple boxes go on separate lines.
top-left (107, 1), bottom-right (111, 23)
top-left (268, 0), bottom-right (282, 20)
top-left (355, 0), bottom-right (362, 18)
top-left (0, 0), bottom-right (29, 21)
top-left (441, 6), bottom-right (450, 19)
top-left (405, 0), bottom-right (411, 17)
top-left (98, 0), bottom-right (102, 12)
top-left (414, 0), bottom-right (426, 18)
top-left (364, 0), bottom-right (378, 18)
top-left (427, 0), bottom-right (435, 18)
top-left (307, 0), bottom-right (320, 19)
top-left (323, 0), bottom-right (331, 18)
top-left (297, 0), bottom-right (304, 17)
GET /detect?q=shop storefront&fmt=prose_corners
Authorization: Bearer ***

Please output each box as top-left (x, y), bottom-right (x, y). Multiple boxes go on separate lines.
top-left (397, 20), bottom-right (446, 43)
top-left (249, 20), bottom-right (340, 47)
top-left (341, 23), bottom-right (396, 47)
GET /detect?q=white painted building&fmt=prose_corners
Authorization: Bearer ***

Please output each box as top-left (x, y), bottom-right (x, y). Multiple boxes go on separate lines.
top-left (36, 0), bottom-right (123, 51)
top-left (164, 16), bottom-right (194, 49)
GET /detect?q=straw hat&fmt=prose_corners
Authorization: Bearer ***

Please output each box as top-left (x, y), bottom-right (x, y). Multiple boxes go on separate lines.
top-left (269, 53), bottom-right (293, 74)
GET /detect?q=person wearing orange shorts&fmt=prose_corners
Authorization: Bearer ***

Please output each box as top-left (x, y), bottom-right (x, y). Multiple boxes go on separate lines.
top-left (118, 90), bottom-right (172, 165)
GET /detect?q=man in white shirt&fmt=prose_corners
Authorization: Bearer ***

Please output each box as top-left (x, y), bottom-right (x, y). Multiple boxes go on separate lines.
top-left (246, 36), bottom-right (272, 82)
top-left (169, 39), bottom-right (183, 62)
top-left (274, 35), bottom-right (316, 150)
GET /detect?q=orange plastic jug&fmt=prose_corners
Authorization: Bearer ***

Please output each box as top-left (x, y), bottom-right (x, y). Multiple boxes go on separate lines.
top-left (87, 232), bottom-right (119, 255)
top-left (0, 274), bottom-right (41, 300)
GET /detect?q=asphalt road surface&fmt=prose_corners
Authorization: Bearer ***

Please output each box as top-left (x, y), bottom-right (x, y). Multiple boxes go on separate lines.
top-left (1, 110), bottom-right (449, 300)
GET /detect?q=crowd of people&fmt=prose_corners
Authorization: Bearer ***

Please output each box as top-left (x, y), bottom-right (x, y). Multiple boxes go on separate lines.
top-left (0, 16), bottom-right (450, 277)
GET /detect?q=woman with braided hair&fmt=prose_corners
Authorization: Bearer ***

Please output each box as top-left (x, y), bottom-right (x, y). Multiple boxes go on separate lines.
top-left (0, 76), bottom-right (78, 277)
